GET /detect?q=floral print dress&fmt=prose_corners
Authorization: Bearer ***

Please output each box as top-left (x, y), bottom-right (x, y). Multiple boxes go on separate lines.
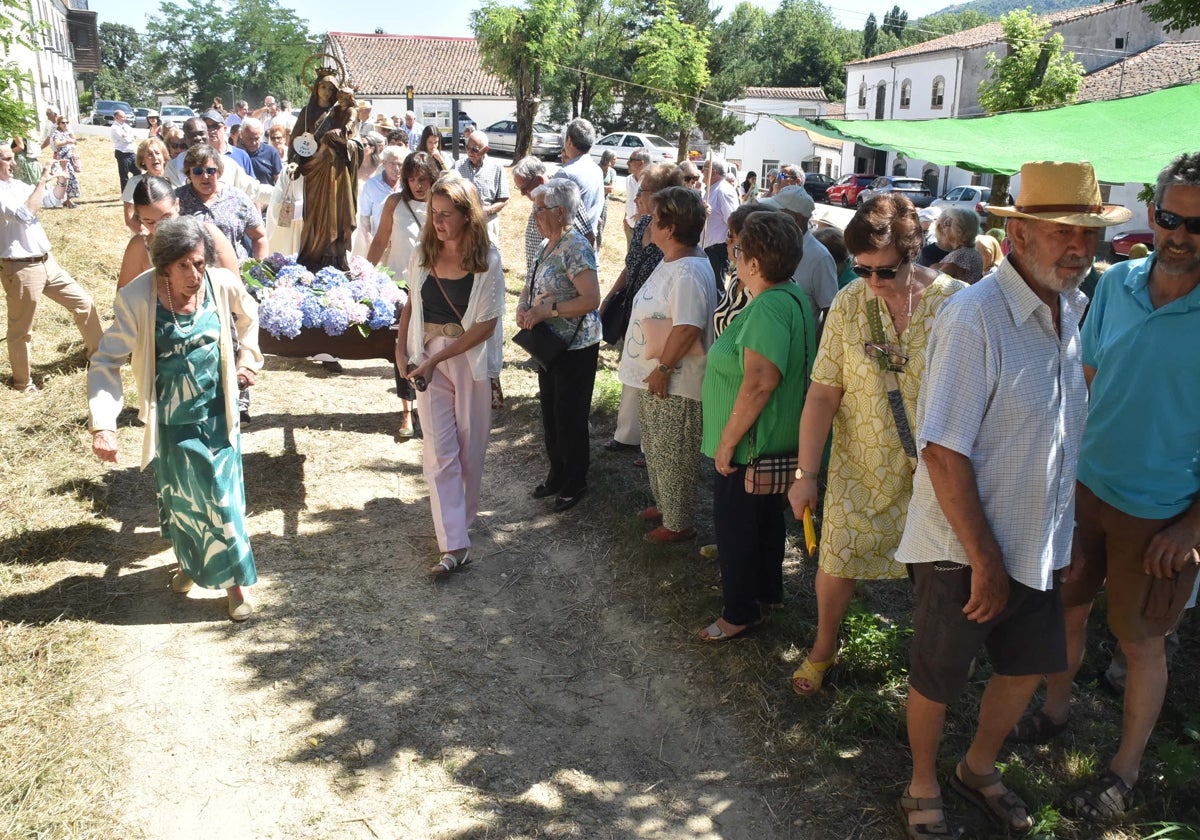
top-left (153, 276), bottom-right (256, 589)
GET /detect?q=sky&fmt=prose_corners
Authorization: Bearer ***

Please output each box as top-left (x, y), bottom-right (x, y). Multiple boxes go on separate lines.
top-left (97, 0), bottom-right (962, 41)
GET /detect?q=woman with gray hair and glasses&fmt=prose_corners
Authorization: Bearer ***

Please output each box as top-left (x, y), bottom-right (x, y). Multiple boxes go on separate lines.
top-left (88, 216), bottom-right (263, 621)
top-left (516, 179), bottom-right (602, 512)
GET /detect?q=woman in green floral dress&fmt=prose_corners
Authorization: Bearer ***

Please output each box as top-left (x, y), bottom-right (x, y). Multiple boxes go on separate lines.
top-left (89, 217), bottom-right (263, 620)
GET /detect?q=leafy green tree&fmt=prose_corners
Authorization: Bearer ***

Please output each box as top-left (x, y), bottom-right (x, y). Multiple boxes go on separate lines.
top-left (472, 0), bottom-right (576, 160)
top-left (95, 23), bottom-right (155, 105)
top-left (0, 0), bottom-right (41, 137)
top-left (146, 0), bottom-right (311, 110)
top-left (881, 5), bottom-right (908, 37)
top-left (978, 8), bottom-right (1083, 225)
top-left (695, 1), bottom-right (764, 146)
top-left (543, 0), bottom-right (627, 125)
top-left (760, 0), bottom-right (846, 99)
top-left (632, 0), bottom-right (710, 158)
top-left (863, 13), bottom-right (878, 58)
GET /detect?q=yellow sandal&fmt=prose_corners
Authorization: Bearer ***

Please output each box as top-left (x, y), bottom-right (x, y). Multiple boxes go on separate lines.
top-left (791, 652), bottom-right (837, 696)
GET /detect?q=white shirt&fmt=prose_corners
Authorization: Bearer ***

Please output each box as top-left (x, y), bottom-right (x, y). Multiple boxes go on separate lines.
top-left (225, 113), bottom-right (243, 128)
top-left (617, 255), bottom-right (717, 401)
top-left (111, 120), bottom-right (137, 153)
top-left (896, 260), bottom-right (1088, 591)
top-left (624, 172), bottom-right (641, 227)
top-left (554, 153), bottom-right (605, 236)
top-left (792, 230), bottom-right (839, 313)
top-left (702, 177), bottom-right (739, 249)
top-left (0, 177), bottom-right (53, 258)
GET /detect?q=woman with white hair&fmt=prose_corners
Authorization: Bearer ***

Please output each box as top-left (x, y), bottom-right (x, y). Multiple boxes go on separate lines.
top-left (355, 143), bottom-right (405, 257)
top-left (931, 207), bottom-right (984, 283)
top-left (516, 179), bottom-right (602, 512)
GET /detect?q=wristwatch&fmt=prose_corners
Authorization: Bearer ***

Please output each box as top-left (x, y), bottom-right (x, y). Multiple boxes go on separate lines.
top-left (550, 304), bottom-right (559, 317)
top-left (657, 363), bottom-right (672, 374)
top-left (794, 467), bottom-right (819, 481)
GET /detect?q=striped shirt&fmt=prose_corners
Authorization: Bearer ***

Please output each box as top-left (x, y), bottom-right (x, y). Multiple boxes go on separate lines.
top-left (896, 259), bottom-right (1088, 591)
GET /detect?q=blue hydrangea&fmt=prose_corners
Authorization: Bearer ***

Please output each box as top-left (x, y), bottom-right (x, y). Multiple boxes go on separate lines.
top-left (242, 255), bottom-right (401, 338)
top-left (368, 299), bottom-right (396, 330)
top-left (299, 295), bottom-right (324, 329)
top-left (259, 294), bottom-right (304, 339)
top-left (321, 306), bottom-right (351, 336)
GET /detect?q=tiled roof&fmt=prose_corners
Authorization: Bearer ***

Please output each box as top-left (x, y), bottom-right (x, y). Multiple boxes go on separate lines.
top-left (825, 102), bottom-right (845, 117)
top-left (324, 33), bottom-right (508, 98)
top-left (846, 3), bottom-right (1110, 65)
top-left (743, 86), bottom-right (829, 101)
top-left (1077, 41), bottom-right (1200, 101)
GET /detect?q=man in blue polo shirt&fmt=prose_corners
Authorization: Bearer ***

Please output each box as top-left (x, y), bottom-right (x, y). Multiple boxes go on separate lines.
top-left (1013, 152), bottom-right (1200, 822)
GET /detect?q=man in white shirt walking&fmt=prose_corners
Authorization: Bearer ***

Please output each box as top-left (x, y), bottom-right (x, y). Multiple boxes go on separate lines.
top-left (111, 109), bottom-right (140, 191)
top-left (624, 149), bottom-right (650, 246)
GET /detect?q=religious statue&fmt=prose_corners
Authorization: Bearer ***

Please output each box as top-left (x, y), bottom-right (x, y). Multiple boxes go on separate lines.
top-left (290, 54), bottom-right (365, 273)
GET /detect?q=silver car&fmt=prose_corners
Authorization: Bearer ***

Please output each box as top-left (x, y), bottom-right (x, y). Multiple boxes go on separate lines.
top-left (589, 132), bottom-right (677, 172)
top-left (931, 185), bottom-right (994, 221)
top-left (482, 120), bottom-right (562, 159)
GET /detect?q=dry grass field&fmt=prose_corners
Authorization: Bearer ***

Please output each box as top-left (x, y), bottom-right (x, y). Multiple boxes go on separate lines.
top-left (1, 132), bottom-right (1197, 840)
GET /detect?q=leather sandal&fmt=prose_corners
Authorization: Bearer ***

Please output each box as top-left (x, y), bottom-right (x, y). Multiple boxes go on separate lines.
top-left (1008, 709), bottom-right (1068, 744)
top-left (1071, 770), bottom-right (1134, 821)
top-left (950, 760), bottom-right (1033, 833)
top-left (791, 651), bottom-right (837, 696)
top-left (169, 570), bottom-right (194, 594)
top-left (430, 550), bottom-right (470, 577)
top-left (897, 788), bottom-right (962, 839)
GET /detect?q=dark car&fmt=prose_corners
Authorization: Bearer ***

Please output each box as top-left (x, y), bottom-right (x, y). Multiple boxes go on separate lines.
top-left (91, 100), bottom-right (135, 126)
top-left (1111, 230), bottom-right (1154, 259)
top-left (857, 175), bottom-right (933, 208)
top-left (802, 173), bottom-right (834, 203)
top-left (825, 173), bottom-right (877, 207)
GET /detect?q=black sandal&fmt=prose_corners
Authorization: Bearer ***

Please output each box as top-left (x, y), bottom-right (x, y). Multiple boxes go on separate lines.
top-left (1008, 710), bottom-right (1068, 744)
top-left (1071, 771), bottom-right (1134, 821)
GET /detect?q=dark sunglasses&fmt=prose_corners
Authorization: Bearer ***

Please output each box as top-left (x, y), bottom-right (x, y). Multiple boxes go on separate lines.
top-left (1154, 208), bottom-right (1200, 234)
top-left (190, 166), bottom-right (218, 176)
top-left (852, 257), bottom-right (906, 280)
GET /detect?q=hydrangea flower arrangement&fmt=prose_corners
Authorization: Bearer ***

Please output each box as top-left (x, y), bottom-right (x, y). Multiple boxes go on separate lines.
top-left (241, 253), bottom-right (407, 340)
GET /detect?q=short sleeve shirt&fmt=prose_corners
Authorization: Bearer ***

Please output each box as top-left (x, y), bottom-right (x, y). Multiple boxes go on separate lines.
top-left (701, 283), bottom-right (814, 463)
top-left (896, 261), bottom-right (1088, 591)
top-left (456, 156), bottom-right (509, 207)
top-left (176, 184), bottom-right (263, 260)
top-left (1078, 255), bottom-right (1200, 518)
top-left (618, 255), bottom-right (718, 401)
top-left (792, 230), bottom-right (839, 312)
top-left (530, 231), bottom-right (601, 350)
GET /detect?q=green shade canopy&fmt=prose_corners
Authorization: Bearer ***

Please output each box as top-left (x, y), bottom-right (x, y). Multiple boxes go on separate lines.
top-left (776, 84), bottom-right (1200, 184)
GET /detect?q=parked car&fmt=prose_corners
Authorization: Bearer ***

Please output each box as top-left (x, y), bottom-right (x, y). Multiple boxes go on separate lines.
top-left (932, 185), bottom-right (994, 220)
top-left (589, 132), bottom-right (676, 172)
top-left (802, 172), bottom-right (834, 203)
top-left (1111, 230), bottom-right (1154, 259)
top-left (825, 173), bottom-right (877, 207)
top-left (91, 100), bottom-right (135, 126)
top-left (482, 119), bottom-right (562, 159)
top-left (159, 105), bottom-right (196, 126)
top-left (857, 175), bottom-right (933, 208)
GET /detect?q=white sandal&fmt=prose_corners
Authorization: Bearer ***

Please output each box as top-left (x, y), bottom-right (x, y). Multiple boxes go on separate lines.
top-left (430, 550), bottom-right (470, 577)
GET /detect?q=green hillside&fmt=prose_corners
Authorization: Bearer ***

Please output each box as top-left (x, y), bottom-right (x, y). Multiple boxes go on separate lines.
top-left (932, 0), bottom-right (1105, 16)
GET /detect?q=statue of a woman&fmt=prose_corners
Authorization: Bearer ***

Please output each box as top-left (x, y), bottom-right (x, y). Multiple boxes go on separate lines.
top-left (290, 68), bottom-right (364, 272)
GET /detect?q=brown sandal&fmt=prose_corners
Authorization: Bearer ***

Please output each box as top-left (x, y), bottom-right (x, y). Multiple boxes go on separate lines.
top-left (949, 761), bottom-right (1032, 833)
top-left (897, 788), bottom-right (962, 839)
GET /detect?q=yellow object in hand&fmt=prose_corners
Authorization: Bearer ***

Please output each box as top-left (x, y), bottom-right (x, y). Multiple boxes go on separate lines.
top-left (803, 506), bottom-right (817, 555)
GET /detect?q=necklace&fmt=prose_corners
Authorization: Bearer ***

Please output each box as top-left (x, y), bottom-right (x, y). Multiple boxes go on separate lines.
top-left (161, 277), bottom-right (204, 333)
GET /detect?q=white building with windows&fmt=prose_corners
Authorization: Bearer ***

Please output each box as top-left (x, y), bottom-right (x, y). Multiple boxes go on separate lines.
top-left (720, 87), bottom-right (844, 182)
top-left (839, 2), bottom-right (1200, 240)
top-left (2, 0), bottom-right (97, 128)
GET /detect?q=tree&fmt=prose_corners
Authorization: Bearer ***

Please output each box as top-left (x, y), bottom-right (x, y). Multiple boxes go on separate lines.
top-left (0, 0), bottom-right (41, 137)
top-left (760, 0), bottom-right (846, 99)
top-left (543, 0), bottom-right (627, 126)
top-left (977, 8), bottom-right (1083, 226)
top-left (1126, 0), bottom-right (1200, 33)
top-left (96, 23), bottom-right (155, 105)
top-left (472, 0), bottom-right (576, 160)
top-left (863, 13), bottom-right (878, 58)
top-left (146, 0), bottom-right (311, 109)
top-left (632, 0), bottom-right (710, 158)
top-left (881, 5), bottom-right (907, 38)
top-left (695, 1), bottom-right (764, 147)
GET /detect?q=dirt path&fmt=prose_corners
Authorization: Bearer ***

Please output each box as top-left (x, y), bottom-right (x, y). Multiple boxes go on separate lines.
top-left (91, 357), bottom-right (783, 840)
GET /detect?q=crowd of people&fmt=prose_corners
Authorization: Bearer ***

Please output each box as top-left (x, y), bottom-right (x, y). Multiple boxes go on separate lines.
top-left (3, 99), bottom-right (1198, 833)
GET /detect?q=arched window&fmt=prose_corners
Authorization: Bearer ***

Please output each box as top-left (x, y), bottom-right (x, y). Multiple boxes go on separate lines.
top-left (931, 76), bottom-right (945, 109)
top-left (900, 79), bottom-right (911, 109)
top-left (858, 82), bottom-right (867, 109)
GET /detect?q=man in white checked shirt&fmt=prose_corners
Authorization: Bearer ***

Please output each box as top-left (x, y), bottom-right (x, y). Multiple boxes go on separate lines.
top-left (893, 161), bottom-right (1131, 839)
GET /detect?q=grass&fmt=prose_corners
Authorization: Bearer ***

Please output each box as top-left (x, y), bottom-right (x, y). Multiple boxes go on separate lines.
top-left (3, 137), bottom-right (1199, 838)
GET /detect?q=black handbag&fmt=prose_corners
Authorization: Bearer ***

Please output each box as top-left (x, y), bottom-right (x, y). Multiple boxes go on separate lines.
top-left (513, 254), bottom-right (583, 369)
top-left (600, 286), bottom-right (629, 345)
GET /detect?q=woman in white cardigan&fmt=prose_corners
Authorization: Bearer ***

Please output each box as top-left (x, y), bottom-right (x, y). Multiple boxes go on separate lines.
top-left (89, 216), bottom-right (264, 620)
top-left (395, 173), bottom-right (504, 576)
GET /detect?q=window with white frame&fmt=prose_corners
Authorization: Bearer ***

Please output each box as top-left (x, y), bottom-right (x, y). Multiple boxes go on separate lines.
top-left (858, 83), bottom-right (867, 109)
top-left (931, 76), bottom-right (945, 109)
top-left (900, 80), bottom-right (911, 109)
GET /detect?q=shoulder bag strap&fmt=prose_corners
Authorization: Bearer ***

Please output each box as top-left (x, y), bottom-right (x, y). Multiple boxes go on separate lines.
top-left (747, 286), bottom-right (808, 462)
top-left (866, 296), bottom-right (918, 464)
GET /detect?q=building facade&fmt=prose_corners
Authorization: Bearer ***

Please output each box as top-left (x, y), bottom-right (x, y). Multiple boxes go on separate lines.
top-left (3, 0), bottom-right (97, 127)
top-left (720, 87), bottom-right (844, 182)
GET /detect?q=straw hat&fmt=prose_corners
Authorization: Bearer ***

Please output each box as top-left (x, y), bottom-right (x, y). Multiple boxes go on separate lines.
top-left (374, 114), bottom-right (393, 129)
top-left (987, 161), bottom-right (1132, 227)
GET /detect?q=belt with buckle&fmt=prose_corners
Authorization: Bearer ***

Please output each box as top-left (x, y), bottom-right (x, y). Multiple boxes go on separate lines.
top-left (424, 322), bottom-right (464, 341)
top-left (2, 254), bottom-right (49, 264)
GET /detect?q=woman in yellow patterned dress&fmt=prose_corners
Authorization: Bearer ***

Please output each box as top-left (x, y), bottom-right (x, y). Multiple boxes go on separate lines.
top-left (788, 194), bottom-right (965, 695)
